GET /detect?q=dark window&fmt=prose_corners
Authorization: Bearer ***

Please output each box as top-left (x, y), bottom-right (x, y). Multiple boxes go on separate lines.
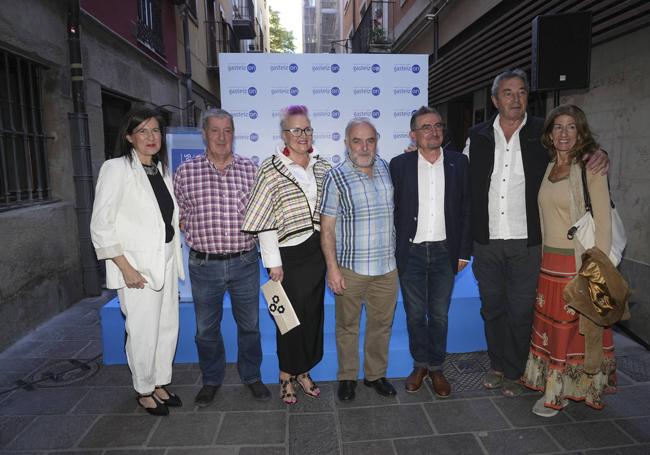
top-left (137, 0), bottom-right (165, 56)
top-left (101, 91), bottom-right (133, 161)
top-left (0, 49), bottom-right (50, 211)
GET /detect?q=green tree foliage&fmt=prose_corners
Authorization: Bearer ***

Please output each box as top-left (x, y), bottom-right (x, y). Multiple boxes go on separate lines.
top-left (269, 7), bottom-right (296, 53)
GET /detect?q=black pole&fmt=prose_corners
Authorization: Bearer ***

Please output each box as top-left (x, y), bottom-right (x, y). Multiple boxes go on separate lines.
top-left (181, 2), bottom-right (194, 127)
top-left (67, 0), bottom-right (101, 296)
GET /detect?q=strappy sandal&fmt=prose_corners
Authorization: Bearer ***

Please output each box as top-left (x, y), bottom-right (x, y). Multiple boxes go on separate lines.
top-left (501, 379), bottom-right (525, 397)
top-left (295, 373), bottom-right (320, 398)
top-left (155, 385), bottom-right (183, 407)
top-left (279, 377), bottom-right (297, 405)
top-left (483, 370), bottom-right (504, 389)
top-left (137, 392), bottom-right (169, 416)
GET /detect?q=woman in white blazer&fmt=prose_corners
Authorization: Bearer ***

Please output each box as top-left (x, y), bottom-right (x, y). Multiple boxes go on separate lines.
top-left (91, 107), bottom-right (185, 416)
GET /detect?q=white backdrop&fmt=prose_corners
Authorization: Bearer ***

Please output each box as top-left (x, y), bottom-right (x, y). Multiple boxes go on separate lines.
top-left (219, 53), bottom-right (428, 164)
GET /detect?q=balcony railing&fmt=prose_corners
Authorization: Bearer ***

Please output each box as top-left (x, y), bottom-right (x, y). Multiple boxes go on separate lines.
top-left (136, 0), bottom-right (165, 56)
top-left (232, 0), bottom-right (256, 40)
top-left (206, 20), bottom-right (239, 70)
top-left (351, 1), bottom-right (393, 53)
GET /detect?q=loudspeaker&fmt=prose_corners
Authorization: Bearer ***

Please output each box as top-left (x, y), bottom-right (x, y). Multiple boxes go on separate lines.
top-left (531, 12), bottom-right (592, 91)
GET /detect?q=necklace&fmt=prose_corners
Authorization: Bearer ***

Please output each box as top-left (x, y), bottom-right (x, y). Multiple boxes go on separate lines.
top-left (142, 163), bottom-right (158, 176)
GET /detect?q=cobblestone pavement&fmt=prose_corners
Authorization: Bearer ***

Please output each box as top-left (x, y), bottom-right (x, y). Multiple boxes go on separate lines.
top-left (1, 292), bottom-right (649, 455)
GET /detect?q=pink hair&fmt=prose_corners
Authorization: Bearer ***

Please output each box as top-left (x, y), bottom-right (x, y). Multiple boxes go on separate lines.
top-left (280, 105), bottom-right (309, 129)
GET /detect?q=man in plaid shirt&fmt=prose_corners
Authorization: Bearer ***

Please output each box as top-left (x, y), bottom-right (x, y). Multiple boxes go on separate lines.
top-left (319, 118), bottom-right (399, 402)
top-left (173, 109), bottom-right (270, 406)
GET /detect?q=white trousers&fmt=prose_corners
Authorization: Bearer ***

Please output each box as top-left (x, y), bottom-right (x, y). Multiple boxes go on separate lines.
top-left (117, 242), bottom-right (179, 394)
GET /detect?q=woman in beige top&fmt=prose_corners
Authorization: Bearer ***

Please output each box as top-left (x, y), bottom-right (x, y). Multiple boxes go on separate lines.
top-left (521, 104), bottom-right (614, 417)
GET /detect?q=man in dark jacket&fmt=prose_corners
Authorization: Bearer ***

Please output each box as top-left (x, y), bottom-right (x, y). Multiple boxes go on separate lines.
top-left (390, 106), bottom-right (471, 397)
top-left (464, 69), bottom-right (608, 397)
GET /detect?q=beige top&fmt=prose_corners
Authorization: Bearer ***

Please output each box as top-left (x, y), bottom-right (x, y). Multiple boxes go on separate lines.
top-left (538, 161), bottom-right (612, 268)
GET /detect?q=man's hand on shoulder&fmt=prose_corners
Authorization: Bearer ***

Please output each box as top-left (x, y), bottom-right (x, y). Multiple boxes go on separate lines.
top-left (403, 143), bottom-right (417, 153)
top-left (583, 148), bottom-right (609, 176)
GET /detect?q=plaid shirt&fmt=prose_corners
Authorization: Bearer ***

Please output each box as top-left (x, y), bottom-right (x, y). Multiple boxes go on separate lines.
top-left (242, 154), bottom-right (331, 242)
top-left (318, 156), bottom-right (396, 276)
top-left (173, 153), bottom-right (257, 253)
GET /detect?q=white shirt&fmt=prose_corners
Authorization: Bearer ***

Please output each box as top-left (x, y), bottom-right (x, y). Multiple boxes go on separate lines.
top-left (413, 149), bottom-right (446, 243)
top-left (490, 114), bottom-right (527, 239)
top-left (463, 114), bottom-right (528, 240)
top-left (258, 146), bottom-right (319, 268)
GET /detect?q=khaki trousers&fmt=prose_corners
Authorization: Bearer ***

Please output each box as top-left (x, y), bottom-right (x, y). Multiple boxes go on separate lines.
top-left (335, 267), bottom-right (398, 381)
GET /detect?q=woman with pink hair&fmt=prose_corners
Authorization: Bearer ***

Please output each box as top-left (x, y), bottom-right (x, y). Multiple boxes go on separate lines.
top-left (242, 105), bottom-right (331, 404)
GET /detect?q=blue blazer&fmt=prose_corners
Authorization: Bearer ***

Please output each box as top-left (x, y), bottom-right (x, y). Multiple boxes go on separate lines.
top-left (389, 149), bottom-right (472, 275)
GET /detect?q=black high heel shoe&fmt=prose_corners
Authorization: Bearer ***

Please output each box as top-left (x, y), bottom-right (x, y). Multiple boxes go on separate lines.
top-left (155, 386), bottom-right (183, 407)
top-left (295, 373), bottom-right (320, 398)
top-left (137, 392), bottom-right (169, 416)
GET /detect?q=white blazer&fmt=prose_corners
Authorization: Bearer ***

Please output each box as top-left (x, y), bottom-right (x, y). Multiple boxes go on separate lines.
top-left (90, 152), bottom-right (185, 290)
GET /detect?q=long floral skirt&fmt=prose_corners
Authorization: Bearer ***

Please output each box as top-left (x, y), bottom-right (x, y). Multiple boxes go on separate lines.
top-left (522, 247), bottom-right (617, 410)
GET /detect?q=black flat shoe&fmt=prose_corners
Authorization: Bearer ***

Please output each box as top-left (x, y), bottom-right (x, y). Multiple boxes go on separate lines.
top-left (194, 384), bottom-right (220, 407)
top-left (137, 393), bottom-right (169, 416)
top-left (337, 380), bottom-right (357, 401)
top-left (155, 386), bottom-right (183, 407)
top-left (363, 377), bottom-right (396, 397)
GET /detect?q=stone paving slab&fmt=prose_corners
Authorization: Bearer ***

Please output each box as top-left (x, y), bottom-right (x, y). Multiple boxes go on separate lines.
top-left (392, 434), bottom-right (484, 455)
top-left (475, 427), bottom-right (561, 454)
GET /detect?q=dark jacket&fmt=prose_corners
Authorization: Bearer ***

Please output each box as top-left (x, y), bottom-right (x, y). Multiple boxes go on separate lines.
top-left (389, 148), bottom-right (472, 275)
top-left (467, 115), bottom-right (548, 246)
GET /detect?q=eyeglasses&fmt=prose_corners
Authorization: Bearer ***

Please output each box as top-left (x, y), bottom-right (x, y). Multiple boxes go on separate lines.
top-left (283, 127), bottom-right (314, 137)
top-left (414, 123), bottom-right (444, 132)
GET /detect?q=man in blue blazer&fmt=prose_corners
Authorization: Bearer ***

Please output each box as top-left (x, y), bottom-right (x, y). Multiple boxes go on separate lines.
top-left (389, 106), bottom-right (471, 397)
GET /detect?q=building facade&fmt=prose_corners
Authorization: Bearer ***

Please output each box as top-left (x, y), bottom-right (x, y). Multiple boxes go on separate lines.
top-left (303, 0), bottom-right (341, 53)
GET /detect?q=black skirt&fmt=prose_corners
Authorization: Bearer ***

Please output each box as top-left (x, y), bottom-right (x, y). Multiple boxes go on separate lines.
top-left (276, 231), bottom-right (325, 374)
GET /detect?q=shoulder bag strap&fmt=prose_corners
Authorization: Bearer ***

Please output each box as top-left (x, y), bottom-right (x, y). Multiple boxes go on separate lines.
top-left (581, 165), bottom-right (592, 214)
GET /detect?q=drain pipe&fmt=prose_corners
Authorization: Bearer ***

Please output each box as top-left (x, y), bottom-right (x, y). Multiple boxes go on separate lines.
top-left (67, 0), bottom-right (101, 296)
top-left (181, 2), bottom-right (194, 126)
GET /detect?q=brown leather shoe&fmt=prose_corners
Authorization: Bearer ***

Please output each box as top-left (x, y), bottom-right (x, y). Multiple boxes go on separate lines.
top-left (428, 370), bottom-right (451, 398)
top-left (405, 367), bottom-right (428, 393)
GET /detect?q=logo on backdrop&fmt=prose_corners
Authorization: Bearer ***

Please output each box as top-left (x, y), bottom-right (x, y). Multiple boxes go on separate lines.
top-left (251, 156), bottom-right (260, 165)
top-left (352, 63), bottom-right (381, 73)
top-left (352, 109), bottom-right (380, 119)
top-left (393, 131), bottom-right (410, 140)
top-left (332, 154), bottom-right (342, 164)
top-left (393, 87), bottom-right (421, 96)
top-left (393, 63), bottom-right (420, 73)
top-left (332, 132), bottom-right (341, 141)
top-left (270, 63), bottom-right (299, 72)
top-left (352, 87), bottom-right (381, 96)
top-left (271, 86), bottom-right (299, 96)
top-left (227, 87), bottom-right (258, 96)
top-left (393, 109), bottom-right (417, 118)
top-left (312, 109), bottom-right (341, 119)
top-left (231, 110), bottom-right (259, 119)
top-left (311, 63), bottom-right (340, 73)
top-left (226, 63), bottom-right (252, 72)
top-left (312, 86), bottom-right (340, 96)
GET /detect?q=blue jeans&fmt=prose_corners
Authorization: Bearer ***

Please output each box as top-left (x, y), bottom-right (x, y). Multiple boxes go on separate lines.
top-left (189, 249), bottom-right (262, 385)
top-left (399, 241), bottom-right (454, 369)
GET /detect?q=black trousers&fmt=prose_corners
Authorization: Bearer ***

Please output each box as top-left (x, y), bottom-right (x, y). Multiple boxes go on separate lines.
top-left (473, 239), bottom-right (541, 380)
top-left (276, 232), bottom-right (326, 375)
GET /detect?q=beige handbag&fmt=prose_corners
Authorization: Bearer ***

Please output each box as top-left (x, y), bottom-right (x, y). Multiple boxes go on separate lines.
top-left (260, 280), bottom-right (300, 335)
